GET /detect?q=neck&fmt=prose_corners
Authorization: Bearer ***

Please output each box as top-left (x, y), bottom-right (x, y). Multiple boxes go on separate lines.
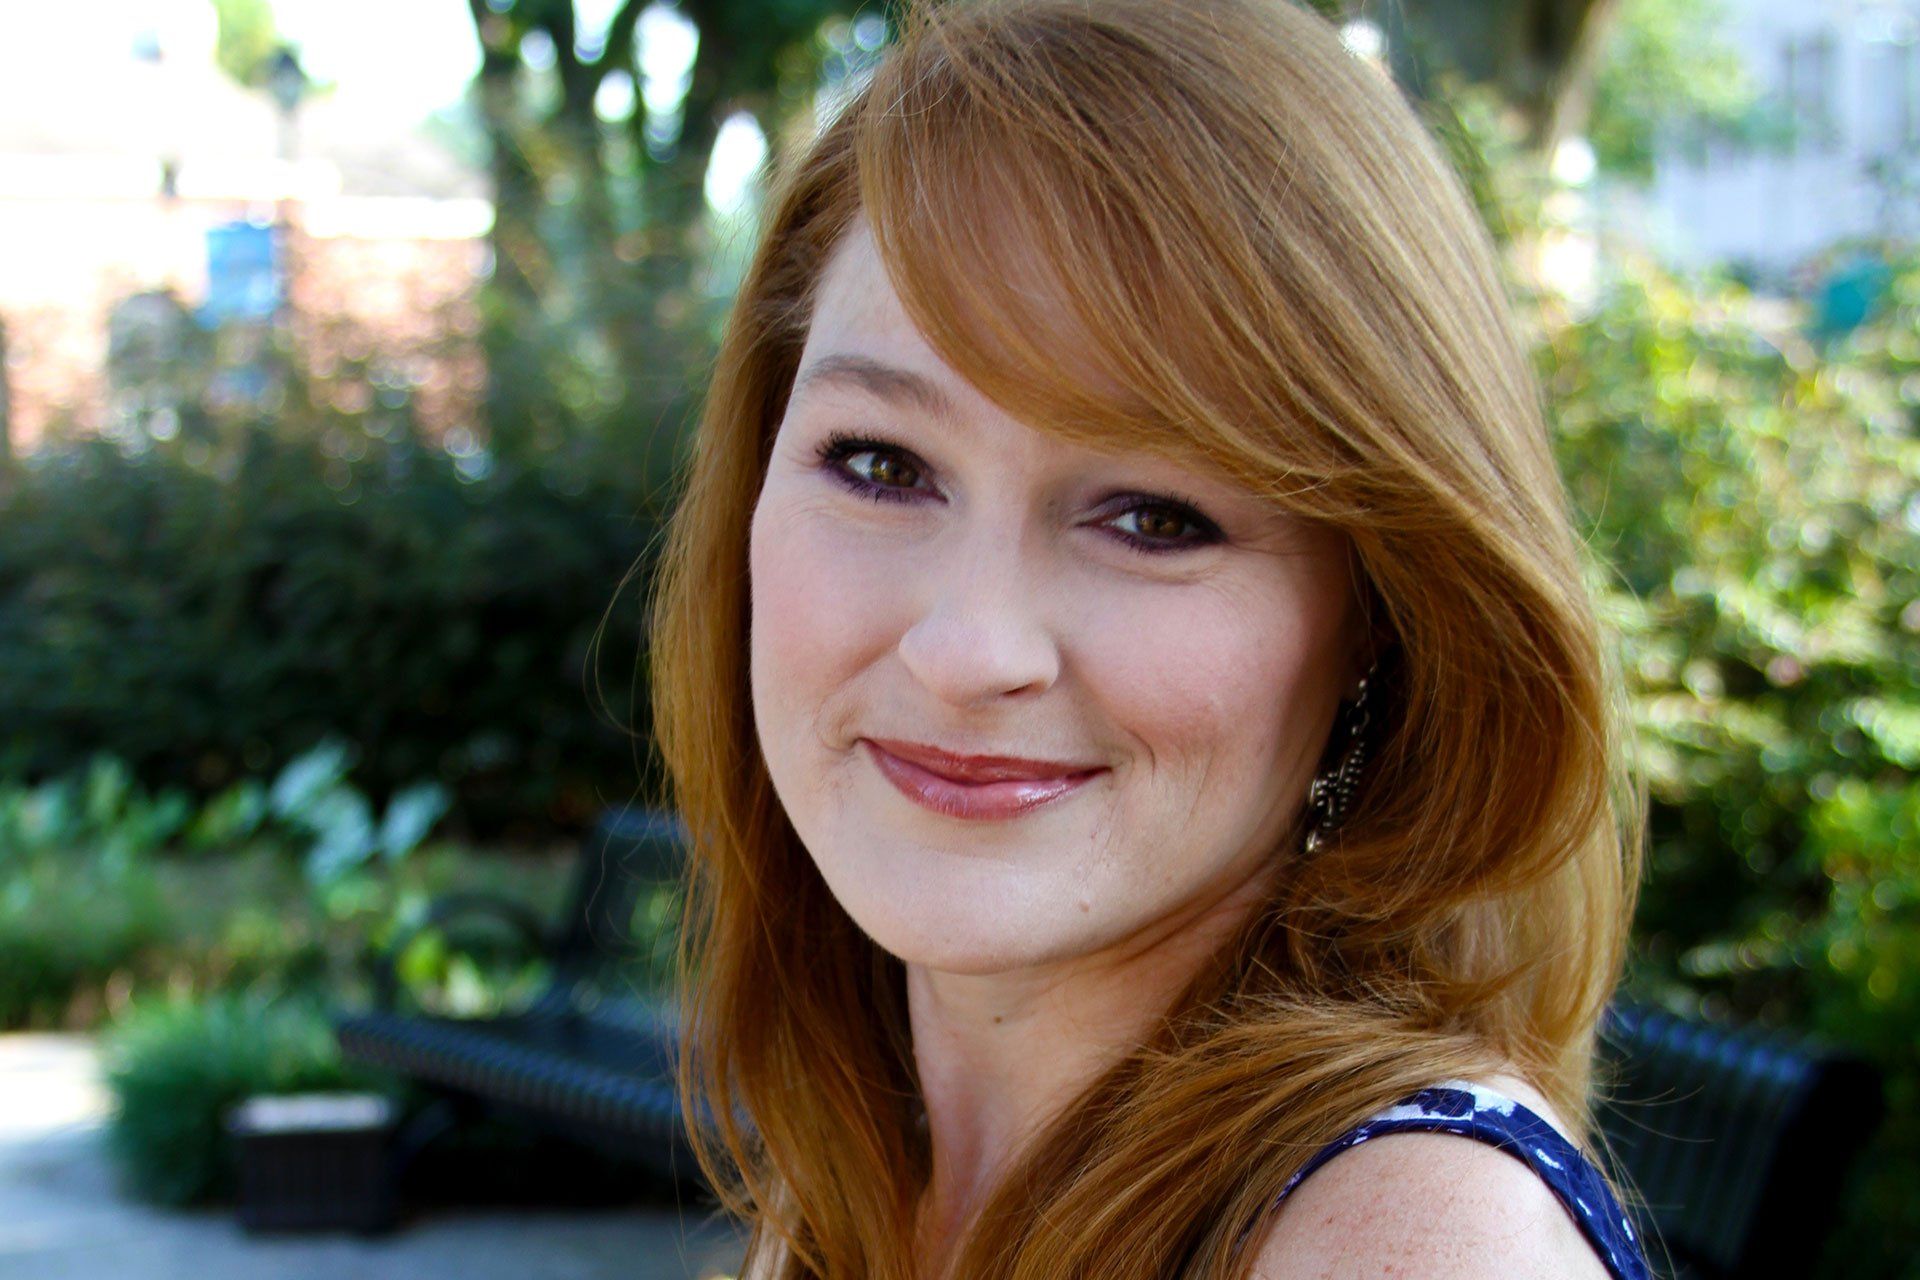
top-left (905, 866), bottom-right (1271, 1275)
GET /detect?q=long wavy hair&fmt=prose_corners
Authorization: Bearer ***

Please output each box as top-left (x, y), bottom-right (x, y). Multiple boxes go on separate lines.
top-left (647, 0), bottom-right (1646, 1275)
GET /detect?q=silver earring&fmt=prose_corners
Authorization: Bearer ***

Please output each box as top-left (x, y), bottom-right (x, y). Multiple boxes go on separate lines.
top-left (1302, 660), bottom-right (1380, 855)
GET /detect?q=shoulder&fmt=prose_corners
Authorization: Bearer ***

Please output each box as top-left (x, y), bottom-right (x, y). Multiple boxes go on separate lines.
top-left (1244, 1074), bottom-right (1612, 1280)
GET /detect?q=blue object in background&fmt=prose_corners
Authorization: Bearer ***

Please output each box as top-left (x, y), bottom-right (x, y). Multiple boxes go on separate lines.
top-left (1813, 251), bottom-right (1891, 340)
top-left (202, 221), bottom-right (283, 324)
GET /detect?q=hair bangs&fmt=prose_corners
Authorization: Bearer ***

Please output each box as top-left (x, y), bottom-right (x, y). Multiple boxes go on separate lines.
top-left (849, 2), bottom-right (1349, 508)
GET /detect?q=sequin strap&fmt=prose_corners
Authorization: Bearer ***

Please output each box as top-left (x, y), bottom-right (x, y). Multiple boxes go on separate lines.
top-left (1258, 1080), bottom-right (1651, 1280)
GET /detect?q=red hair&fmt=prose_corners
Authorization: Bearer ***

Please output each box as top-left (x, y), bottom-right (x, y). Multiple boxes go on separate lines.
top-left (647, 1), bottom-right (1645, 1273)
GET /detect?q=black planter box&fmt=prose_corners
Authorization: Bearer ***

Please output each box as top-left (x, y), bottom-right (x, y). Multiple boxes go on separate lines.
top-left (225, 1092), bottom-right (400, 1234)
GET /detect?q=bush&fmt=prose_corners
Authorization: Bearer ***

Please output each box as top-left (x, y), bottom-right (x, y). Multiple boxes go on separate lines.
top-left (100, 987), bottom-right (392, 1207)
top-left (0, 747), bottom-right (571, 1030)
top-left (1439, 77), bottom-right (1918, 1271)
top-left (0, 758), bottom-right (185, 1027)
top-left (1548, 246), bottom-right (1920, 1276)
top-left (0, 426), bottom-right (664, 839)
top-left (0, 746), bottom-right (439, 1028)
top-left (0, 849), bottom-right (172, 1029)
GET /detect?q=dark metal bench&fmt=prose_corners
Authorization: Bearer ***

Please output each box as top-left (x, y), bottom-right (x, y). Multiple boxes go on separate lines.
top-left (1592, 1000), bottom-right (1883, 1279)
top-left (332, 806), bottom-right (698, 1191)
top-left (335, 813), bottom-right (1884, 1273)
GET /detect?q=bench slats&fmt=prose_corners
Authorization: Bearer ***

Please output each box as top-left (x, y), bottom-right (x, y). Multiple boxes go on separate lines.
top-left (336, 807), bottom-right (1886, 1272)
top-left (1593, 1001), bottom-right (1883, 1279)
top-left (335, 1005), bottom-right (691, 1176)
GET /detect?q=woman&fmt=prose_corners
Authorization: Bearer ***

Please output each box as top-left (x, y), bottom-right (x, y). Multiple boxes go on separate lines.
top-left (647, 0), bottom-right (1650, 1276)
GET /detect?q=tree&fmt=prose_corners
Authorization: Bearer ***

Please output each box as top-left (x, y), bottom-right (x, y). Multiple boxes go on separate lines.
top-left (461, 0), bottom-right (858, 471)
top-left (209, 0), bottom-right (283, 88)
top-left (1376, 0), bottom-right (1621, 150)
top-left (1345, 0), bottom-right (1762, 173)
top-left (1583, 0), bottom-right (1765, 181)
top-left (456, 0), bottom-right (1758, 474)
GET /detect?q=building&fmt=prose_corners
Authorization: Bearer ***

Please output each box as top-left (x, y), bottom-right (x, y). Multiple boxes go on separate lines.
top-left (0, 3), bottom-right (491, 452)
top-left (1637, 0), bottom-right (1919, 275)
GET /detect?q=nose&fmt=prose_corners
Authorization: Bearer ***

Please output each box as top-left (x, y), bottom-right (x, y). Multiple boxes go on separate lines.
top-left (895, 533), bottom-right (1062, 707)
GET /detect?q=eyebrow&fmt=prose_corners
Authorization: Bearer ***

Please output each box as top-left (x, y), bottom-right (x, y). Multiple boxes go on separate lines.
top-left (789, 353), bottom-right (958, 422)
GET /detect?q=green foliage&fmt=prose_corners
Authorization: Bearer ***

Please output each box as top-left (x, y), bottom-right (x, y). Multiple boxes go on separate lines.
top-left (3, 748), bottom-right (663, 1206)
top-left (1434, 46), bottom-right (1918, 1266)
top-left (0, 427), bottom-right (662, 837)
top-left (1546, 250), bottom-right (1920, 1276)
top-left (209, 0), bottom-right (283, 90)
top-left (184, 778), bottom-right (270, 851)
top-left (265, 738), bottom-right (451, 885)
top-left (0, 757), bottom-right (190, 1026)
top-left (0, 755), bottom-right (193, 862)
top-left (0, 845), bottom-right (171, 1029)
top-left (99, 989), bottom-right (384, 1207)
top-left (462, 0), bottom-right (860, 468)
top-left (49, 754), bottom-right (632, 1207)
top-left (1585, 0), bottom-right (1767, 180)
top-left (0, 749), bottom-right (557, 1029)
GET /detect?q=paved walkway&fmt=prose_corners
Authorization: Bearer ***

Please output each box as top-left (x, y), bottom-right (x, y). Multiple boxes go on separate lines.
top-left (0, 1034), bottom-right (747, 1280)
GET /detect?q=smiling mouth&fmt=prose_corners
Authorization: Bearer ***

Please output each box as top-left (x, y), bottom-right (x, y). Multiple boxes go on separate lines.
top-left (859, 740), bottom-right (1105, 821)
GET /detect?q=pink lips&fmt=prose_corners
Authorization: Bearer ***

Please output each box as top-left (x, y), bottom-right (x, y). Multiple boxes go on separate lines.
top-left (860, 738), bottom-right (1105, 821)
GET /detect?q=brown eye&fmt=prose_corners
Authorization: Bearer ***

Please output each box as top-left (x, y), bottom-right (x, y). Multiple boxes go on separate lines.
top-left (853, 450), bottom-right (921, 490)
top-left (1110, 503), bottom-right (1210, 548)
top-left (815, 432), bottom-right (933, 506)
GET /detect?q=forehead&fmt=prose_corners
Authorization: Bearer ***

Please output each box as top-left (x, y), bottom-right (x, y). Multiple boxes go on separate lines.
top-left (802, 225), bottom-right (933, 365)
top-left (795, 222), bottom-right (1169, 458)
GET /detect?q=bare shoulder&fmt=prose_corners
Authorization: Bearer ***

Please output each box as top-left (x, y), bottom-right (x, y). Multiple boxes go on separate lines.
top-left (1245, 1074), bottom-right (1611, 1280)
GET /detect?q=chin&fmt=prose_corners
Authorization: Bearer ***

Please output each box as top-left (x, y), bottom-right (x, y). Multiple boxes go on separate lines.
top-left (810, 836), bottom-right (1113, 976)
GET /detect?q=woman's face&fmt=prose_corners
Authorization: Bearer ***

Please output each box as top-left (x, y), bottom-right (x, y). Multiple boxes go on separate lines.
top-left (749, 223), bottom-right (1364, 976)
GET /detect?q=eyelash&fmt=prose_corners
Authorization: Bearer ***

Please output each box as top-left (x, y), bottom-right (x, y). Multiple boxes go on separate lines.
top-left (813, 430), bottom-right (1225, 556)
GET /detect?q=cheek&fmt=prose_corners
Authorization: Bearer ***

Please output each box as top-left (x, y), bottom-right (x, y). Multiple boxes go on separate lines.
top-left (748, 489), bottom-right (897, 756)
top-left (1077, 574), bottom-right (1339, 821)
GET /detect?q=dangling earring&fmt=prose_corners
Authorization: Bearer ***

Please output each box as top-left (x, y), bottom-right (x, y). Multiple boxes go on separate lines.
top-left (1301, 659), bottom-right (1380, 856)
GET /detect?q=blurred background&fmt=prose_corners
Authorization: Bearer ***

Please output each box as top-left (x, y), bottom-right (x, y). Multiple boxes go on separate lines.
top-left (0, 0), bottom-right (1913, 1277)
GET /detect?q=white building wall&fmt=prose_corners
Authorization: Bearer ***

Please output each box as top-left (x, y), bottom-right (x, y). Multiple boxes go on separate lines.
top-left (1640, 0), bottom-right (1920, 274)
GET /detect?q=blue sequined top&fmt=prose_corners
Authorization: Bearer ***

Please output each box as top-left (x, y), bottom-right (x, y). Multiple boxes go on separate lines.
top-left (1266, 1079), bottom-right (1651, 1279)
